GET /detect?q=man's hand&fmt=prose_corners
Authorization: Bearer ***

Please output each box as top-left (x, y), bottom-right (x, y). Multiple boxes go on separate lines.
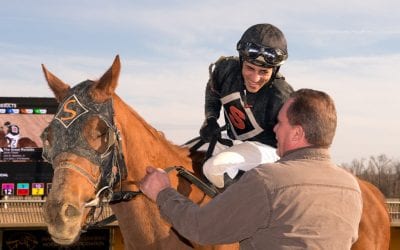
top-left (140, 166), bottom-right (171, 202)
top-left (199, 117), bottom-right (221, 142)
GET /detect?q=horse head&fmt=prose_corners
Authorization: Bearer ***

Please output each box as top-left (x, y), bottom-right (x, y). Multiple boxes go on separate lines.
top-left (41, 56), bottom-right (127, 245)
top-left (41, 56), bottom-right (241, 250)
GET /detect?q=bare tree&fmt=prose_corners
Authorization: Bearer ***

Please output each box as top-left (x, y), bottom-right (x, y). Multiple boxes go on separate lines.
top-left (369, 155), bottom-right (391, 189)
top-left (342, 154), bottom-right (400, 198)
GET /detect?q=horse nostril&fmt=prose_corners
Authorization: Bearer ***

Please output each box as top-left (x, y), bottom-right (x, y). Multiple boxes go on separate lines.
top-left (64, 204), bottom-right (81, 219)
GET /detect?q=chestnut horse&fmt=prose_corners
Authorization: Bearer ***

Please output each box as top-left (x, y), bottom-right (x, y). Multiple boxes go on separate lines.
top-left (41, 56), bottom-right (237, 250)
top-left (41, 56), bottom-right (390, 249)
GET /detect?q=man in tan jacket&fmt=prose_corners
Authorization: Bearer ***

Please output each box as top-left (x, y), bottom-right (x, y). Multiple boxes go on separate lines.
top-left (140, 88), bottom-right (362, 249)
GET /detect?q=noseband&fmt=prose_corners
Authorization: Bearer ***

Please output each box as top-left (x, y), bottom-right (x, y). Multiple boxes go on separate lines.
top-left (41, 80), bottom-right (132, 229)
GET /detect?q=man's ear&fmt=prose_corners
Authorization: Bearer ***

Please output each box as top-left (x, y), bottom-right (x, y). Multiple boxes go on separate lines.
top-left (292, 125), bottom-right (306, 142)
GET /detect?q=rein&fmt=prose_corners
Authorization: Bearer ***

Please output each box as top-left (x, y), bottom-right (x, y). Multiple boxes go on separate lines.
top-left (81, 104), bottom-right (229, 229)
top-left (83, 164), bottom-right (221, 230)
top-left (44, 80), bottom-right (229, 230)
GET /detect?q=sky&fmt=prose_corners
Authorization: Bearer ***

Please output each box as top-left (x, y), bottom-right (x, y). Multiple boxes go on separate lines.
top-left (1, 0), bottom-right (399, 164)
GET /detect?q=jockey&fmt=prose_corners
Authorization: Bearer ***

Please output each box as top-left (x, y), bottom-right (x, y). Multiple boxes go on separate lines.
top-left (199, 23), bottom-right (294, 188)
top-left (4, 121), bottom-right (20, 148)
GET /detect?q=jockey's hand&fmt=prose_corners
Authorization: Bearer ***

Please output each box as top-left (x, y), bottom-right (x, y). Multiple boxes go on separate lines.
top-left (140, 166), bottom-right (171, 202)
top-left (199, 117), bottom-right (221, 142)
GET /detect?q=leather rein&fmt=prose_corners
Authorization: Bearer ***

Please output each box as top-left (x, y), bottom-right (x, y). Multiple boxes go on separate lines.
top-left (84, 125), bottom-right (232, 230)
top-left (44, 81), bottom-right (226, 230)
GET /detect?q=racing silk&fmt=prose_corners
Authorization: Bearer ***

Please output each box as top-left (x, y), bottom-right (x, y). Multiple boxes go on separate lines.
top-left (5, 125), bottom-right (20, 148)
top-left (205, 56), bottom-right (294, 147)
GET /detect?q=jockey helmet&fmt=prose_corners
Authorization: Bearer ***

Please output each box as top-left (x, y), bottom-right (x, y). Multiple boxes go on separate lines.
top-left (237, 23), bottom-right (288, 67)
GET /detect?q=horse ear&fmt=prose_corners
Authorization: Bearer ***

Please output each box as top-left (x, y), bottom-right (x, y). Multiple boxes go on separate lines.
top-left (42, 64), bottom-right (71, 102)
top-left (91, 55), bottom-right (121, 102)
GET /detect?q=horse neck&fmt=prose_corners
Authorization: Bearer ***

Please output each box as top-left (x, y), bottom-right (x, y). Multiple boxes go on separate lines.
top-left (112, 96), bottom-right (209, 224)
top-left (113, 96), bottom-right (193, 177)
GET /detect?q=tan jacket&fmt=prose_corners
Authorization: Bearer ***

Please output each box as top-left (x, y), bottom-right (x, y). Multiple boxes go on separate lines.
top-left (157, 147), bottom-right (363, 249)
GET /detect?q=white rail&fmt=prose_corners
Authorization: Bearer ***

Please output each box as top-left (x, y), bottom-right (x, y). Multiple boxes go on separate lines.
top-left (0, 197), bottom-right (116, 227)
top-left (0, 197), bottom-right (399, 227)
top-left (386, 199), bottom-right (400, 226)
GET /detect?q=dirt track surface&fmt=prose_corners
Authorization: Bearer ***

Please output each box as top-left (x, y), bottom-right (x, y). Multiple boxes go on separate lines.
top-left (0, 114), bottom-right (54, 147)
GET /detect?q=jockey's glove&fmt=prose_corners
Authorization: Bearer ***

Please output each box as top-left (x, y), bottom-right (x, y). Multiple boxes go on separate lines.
top-left (199, 117), bottom-right (221, 143)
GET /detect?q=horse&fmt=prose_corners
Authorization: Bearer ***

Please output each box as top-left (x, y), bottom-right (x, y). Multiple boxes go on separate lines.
top-left (41, 56), bottom-right (237, 250)
top-left (41, 56), bottom-right (390, 250)
top-left (352, 180), bottom-right (390, 249)
top-left (17, 137), bottom-right (38, 148)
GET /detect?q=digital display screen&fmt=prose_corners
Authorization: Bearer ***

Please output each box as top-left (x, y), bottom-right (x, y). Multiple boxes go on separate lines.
top-left (0, 97), bottom-right (58, 197)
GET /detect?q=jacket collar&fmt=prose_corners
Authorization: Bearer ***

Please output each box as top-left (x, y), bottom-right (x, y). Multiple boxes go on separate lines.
top-left (279, 146), bottom-right (331, 162)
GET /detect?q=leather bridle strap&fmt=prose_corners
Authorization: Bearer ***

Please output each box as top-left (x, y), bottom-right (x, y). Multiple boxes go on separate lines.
top-left (56, 162), bottom-right (99, 189)
top-left (108, 166), bottom-right (177, 203)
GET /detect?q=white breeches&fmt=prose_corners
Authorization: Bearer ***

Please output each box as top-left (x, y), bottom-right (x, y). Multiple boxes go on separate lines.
top-left (203, 141), bottom-right (279, 188)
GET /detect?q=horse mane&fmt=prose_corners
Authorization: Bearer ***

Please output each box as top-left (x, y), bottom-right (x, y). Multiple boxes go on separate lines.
top-left (113, 94), bottom-right (191, 165)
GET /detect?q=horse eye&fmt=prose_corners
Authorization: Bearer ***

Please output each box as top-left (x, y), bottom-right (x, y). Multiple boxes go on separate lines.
top-left (90, 130), bottom-right (103, 139)
top-left (92, 123), bottom-right (108, 139)
top-left (84, 116), bottom-right (109, 152)
top-left (98, 125), bottom-right (108, 136)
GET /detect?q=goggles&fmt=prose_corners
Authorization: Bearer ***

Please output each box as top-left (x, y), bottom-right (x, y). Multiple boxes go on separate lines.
top-left (237, 42), bottom-right (288, 67)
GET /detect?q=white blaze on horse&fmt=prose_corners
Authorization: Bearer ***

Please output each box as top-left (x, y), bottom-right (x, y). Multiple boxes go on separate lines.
top-left (41, 56), bottom-right (390, 250)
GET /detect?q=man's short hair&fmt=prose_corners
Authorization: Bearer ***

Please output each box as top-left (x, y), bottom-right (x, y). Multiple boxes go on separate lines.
top-left (287, 89), bottom-right (337, 147)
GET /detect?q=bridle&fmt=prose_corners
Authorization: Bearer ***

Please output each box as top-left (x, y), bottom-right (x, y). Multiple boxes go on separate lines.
top-left (41, 80), bottom-right (222, 231)
top-left (41, 80), bottom-right (139, 230)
